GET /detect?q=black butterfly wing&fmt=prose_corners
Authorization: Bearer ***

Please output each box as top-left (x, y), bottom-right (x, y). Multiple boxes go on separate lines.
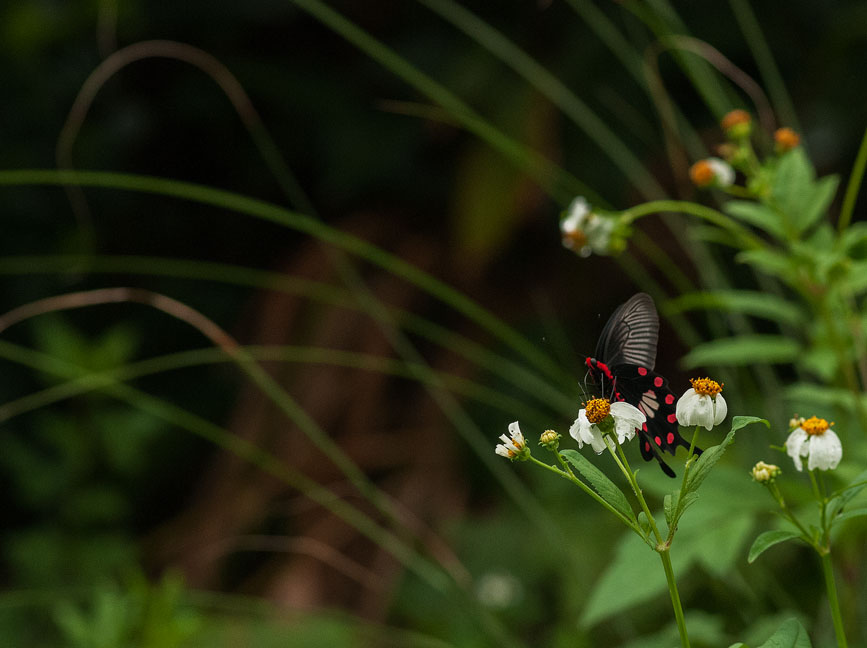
top-left (595, 293), bottom-right (659, 370)
top-left (612, 364), bottom-right (701, 464)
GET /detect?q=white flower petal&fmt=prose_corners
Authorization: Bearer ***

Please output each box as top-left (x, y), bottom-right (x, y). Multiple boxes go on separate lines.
top-left (569, 410), bottom-right (608, 454)
top-left (676, 389), bottom-right (716, 430)
top-left (807, 429), bottom-right (842, 471)
top-left (707, 157), bottom-right (735, 187)
top-left (561, 197), bottom-right (590, 233)
top-left (785, 427), bottom-right (808, 471)
top-left (495, 445), bottom-right (511, 457)
top-left (713, 394), bottom-right (727, 425)
top-left (508, 421), bottom-right (524, 444)
top-left (610, 402), bottom-right (645, 444)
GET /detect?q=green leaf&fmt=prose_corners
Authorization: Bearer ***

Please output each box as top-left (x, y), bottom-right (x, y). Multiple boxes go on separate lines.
top-left (685, 417), bottom-right (768, 496)
top-left (684, 430), bottom-right (734, 495)
top-left (755, 618), bottom-right (813, 647)
top-left (737, 248), bottom-right (794, 282)
top-left (724, 201), bottom-right (787, 239)
top-left (833, 506), bottom-right (867, 525)
top-left (665, 290), bottom-right (802, 326)
top-left (784, 383), bottom-right (867, 412)
top-left (682, 336), bottom-right (800, 368)
top-left (748, 529), bottom-right (801, 563)
top-left (828, 469), bottom-right (867, 516)
top-left (560, 449), bottom-right (635, 523)
top-left (793, 174), bottom-right (839, 233)
top-left (664, 492), bottom-right (675, 528)
top-left (772, 148), bottom-right (815, 219)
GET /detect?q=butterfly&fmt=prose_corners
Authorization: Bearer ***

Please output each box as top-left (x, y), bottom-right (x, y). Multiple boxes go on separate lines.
top-left (584, 293), bottom-right (699, 477)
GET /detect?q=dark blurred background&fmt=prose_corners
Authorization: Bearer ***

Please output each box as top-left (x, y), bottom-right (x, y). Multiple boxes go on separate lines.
top-left (1, 1), bottom-right (866, 646)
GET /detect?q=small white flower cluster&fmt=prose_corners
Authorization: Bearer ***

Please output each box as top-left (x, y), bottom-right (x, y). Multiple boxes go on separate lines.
top-left (560, 197), bottom-right (615, 257)
top-left (495, 421), bottom-right (528, 461)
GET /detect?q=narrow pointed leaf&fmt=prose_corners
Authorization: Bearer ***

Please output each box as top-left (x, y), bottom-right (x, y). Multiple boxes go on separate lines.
top-left (682, 336), bottom-right (799, 368)
top-left (748, 529), bottom-right (801, 563)
top-left (561, 449), bottom-right (635, 522)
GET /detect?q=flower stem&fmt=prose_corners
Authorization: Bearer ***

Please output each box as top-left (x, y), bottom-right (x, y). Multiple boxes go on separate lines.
top-left (609, 441), bottom-right (690, 647)
top-left (838, 125), bottom-right (867, 232)
top-left (529, 455), bottom-right (640, 533)
top-left (820, 552), bottom-right (849, 648)
top-left (619, 200), bottom-right (764, 250)
top-left (660, 549), bottom-right (691, 648)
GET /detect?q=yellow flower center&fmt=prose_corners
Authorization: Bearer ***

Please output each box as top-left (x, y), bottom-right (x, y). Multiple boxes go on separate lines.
top-left (584, 398), bottom-right (611, 424)
top-left (689, 377), bottom-right (723, 397)
top-left (802, 416), bottom-right (832, 436)
top-left (562, 229), bottom-right (588, 250)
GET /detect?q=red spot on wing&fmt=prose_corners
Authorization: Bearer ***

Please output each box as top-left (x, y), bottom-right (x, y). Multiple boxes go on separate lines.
top-left (642, 423), bottom-right (648, 432)
top-left (665, 394), bottom-right (674, 405)
top-left (644, 441), bottom-right (651, 452)
top-left (654, 436), bottom-right (662, 446)
top-left (637, 367), bottom-right (647, 376)
top-left (667, 432), bottom-right (675, 444)
top-left (667, 413), bottom-right (677, 424)
top-left (654, 376), bottom-right (664, 387)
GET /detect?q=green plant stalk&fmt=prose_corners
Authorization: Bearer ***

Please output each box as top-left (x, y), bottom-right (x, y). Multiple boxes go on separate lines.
top-left (821, 553), bottom-right (849, 648)
top-left (766, 483), bottom-right (815, 547)
top-left (610, 441), bottom-right (690, 648)
top-left (814, 293), bottom-right (867, 434)
top-left (619, 200), bottom-right (764, 250)
top-left (838, 126), bottom-right (867, 232)
top-left (659, 548), bottom-right (691, 648)
top-left (0, 254), bottom-right (577, 414)
top-left (0, 339), bottom-right (522, 647)
top-left (0, 170), bottom-right (573, 387)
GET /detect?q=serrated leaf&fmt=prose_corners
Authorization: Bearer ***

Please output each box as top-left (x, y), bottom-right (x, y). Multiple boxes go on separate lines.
top-left (756, 617), bottom-right (813, 647)
top-left (560, 449), bottom-right (635, 523)
top-left (682, 336), bottom-right (800, 368)
top-left (664, 492), bottom-right (675, 527)
top-left (748, 529), bottom-right (801, 563)
top-left (684, 430), bottom-right (735, 495)
top-left (793, 175), bottom-right (839, 233)
top-left (665, 290), bottom-right (802, 326)
top-left (724, 201), bottom-right (787, 239)
top-left (737, 248), bottom-right (794, 282)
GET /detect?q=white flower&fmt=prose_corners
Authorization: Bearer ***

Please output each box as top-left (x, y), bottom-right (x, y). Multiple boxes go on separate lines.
top-left (707, 157), bottom-right (735, 187)
top-left (560, 196), bottom-right (615, 257)
top-left (496, 421), bottom-right (528, 460)
top-left (676, 377), bottom-right (727, 430)
top-left (785, 416), bottom-right (842, 472)
top-left (569, 399), bottom-right (645, 454)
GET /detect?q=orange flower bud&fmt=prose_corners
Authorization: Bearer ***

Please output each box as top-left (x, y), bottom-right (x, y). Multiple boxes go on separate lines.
top-left (721, 109), bottom-right (751, 132)
top-left (689, 160), bottom-right (715, 187)
top-left (774, 127), bottom-right (800, 152)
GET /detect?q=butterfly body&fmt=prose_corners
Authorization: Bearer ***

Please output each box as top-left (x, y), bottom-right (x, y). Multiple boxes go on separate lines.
top-left (585, 294), bottom-right (699, 477)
